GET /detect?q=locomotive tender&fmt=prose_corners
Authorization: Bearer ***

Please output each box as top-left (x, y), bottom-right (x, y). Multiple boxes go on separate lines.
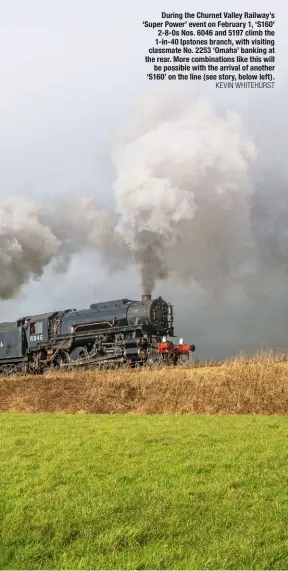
top-left (0, 294), bottom-right (195, 375)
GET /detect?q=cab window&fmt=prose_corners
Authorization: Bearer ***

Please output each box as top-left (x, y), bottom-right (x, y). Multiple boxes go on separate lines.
top-left (30, 321), bottom-right (43, 335)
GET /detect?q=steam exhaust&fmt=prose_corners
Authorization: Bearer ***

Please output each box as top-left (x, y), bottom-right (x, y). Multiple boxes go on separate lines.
top-left (142, 294), bottom-right (152, 302)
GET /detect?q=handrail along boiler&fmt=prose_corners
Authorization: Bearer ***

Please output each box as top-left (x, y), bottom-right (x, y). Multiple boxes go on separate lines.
top-left (0, 294), bottom-right (195, 374)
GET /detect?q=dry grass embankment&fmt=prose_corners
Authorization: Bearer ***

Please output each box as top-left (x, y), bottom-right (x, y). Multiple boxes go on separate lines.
top-left (0, 354), bottom-right (287, 414)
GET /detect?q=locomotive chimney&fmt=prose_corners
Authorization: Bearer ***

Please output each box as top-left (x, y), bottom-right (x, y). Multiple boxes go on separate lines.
top-left (142, 294), bottom-right (151, 302)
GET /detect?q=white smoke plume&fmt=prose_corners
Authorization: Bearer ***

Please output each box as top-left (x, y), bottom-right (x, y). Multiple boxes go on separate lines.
top-left (39, 196), bottom-right (131, 273)
top-left (112, 89), bottom-right (257, 294)
top-left (0, 197), bottom-right (60, 299)
top-left (0, 87), bottom-right (266, 300)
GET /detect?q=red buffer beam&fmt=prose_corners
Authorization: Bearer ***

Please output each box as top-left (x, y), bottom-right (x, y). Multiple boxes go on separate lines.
top-left (157, 341), bottom-right (195, 357)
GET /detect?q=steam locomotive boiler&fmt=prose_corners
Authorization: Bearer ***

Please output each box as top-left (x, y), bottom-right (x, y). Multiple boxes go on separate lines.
top-left (0, 294), bottom-right (195, 375)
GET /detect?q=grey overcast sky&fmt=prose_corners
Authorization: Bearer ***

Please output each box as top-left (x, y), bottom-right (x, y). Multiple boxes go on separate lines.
top-left (0, 0), bottom-right (287, 359)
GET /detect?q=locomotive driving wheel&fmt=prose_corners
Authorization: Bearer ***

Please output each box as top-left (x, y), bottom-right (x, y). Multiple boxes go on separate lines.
top-left (70, 347), bottom-right (89, 362)
top-left (51, 350), bottom-right (70, 369)
top-left (145, 348), bottom-right (163, 368)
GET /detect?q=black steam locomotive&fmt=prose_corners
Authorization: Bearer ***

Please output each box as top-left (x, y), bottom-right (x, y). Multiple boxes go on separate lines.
top-left (0, 294), bottom-right (195, 375)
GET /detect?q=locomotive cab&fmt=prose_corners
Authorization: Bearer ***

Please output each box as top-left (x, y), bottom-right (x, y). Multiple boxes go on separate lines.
top-left (22, 312), bottom-right (56, 349)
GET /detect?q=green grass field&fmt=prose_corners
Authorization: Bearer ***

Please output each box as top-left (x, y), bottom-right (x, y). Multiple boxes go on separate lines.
top-left (0, 414), bottom-right (288, 570)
